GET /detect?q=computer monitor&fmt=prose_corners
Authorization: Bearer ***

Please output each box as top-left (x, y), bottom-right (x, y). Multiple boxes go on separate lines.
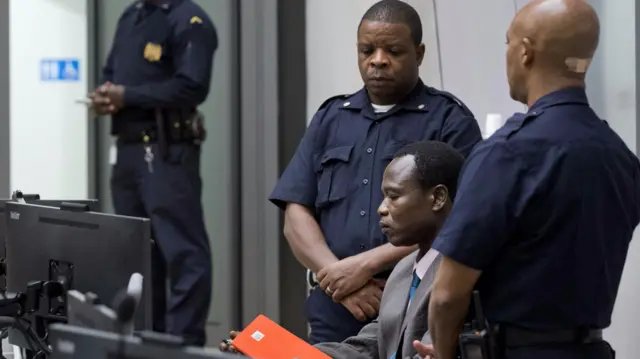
top-left (0, 198), bottom-right (99, 290)
top-left (4, 202), bottom-right (152, 348)
top-left (48, 324), bottom-right (239, 359)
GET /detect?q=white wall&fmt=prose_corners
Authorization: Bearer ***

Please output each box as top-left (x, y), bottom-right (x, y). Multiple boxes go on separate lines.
top-left (585, 1), bottom-right (639, 357)
top-left (9, 0), bottom-right (88, 198)
top-left (435, 0), bottom-right (527, 126)
top-left (306, 1), bottom-right (639, 358)
top-left (587, 0), bottom-right (636, 149)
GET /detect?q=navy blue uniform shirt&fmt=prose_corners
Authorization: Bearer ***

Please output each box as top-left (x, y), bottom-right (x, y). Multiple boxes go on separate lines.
top-left (433, 87), bottom-right (640, 330)
top-left (103, 0), bottom-right (217, 135)
top-left (270, 80), bottom-right (482, 262)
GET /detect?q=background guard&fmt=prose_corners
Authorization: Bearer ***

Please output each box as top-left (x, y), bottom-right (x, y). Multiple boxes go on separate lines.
top-left (90, 0), bottom-right (217, 347)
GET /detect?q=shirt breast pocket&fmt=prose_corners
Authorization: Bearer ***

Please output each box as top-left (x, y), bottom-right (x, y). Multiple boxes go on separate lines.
top-left (315, 145), bottom-right (354, 209)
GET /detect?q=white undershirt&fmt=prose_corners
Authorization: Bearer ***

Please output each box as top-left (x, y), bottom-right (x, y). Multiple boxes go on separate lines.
top-left (414, 249), bottom-right (439, 280)
top-left (372, 103), bottom-right (395, 113)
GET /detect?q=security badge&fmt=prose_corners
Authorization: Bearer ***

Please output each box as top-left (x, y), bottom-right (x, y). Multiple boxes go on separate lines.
top-left (143, 42), bottom-right (162, 62)
top-left (143, 16), bottom-right (202, 62)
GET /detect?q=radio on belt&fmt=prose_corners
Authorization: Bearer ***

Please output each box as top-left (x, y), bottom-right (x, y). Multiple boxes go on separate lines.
top-left (458, 291), bottom-right (497, 359)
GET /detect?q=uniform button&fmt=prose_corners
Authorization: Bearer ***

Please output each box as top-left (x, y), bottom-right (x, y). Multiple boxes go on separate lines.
top-left (343, 102), bottom-right (351, 107)
top-left (366, 148), bottom-right (373, 154)
top-left (418, 104), bottom-right (425, 109)
top-left (359, 244), bottom-right (366, 249)
top-left (362, 179), bottom-right (369, 185)
top-left (360, 210), bottom-right (366, 216)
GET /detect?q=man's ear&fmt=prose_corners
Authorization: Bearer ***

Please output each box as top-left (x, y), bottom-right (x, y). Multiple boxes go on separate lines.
top-left (431, 185), bottom-right (449, 212)
top-left (521, 37), bottom-right (534, 67)
top-left (416, 43), bottom-right (426, 67)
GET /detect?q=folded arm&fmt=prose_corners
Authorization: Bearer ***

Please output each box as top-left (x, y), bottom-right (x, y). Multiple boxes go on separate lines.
top-left (360, 243), bottom-right (418, 276)
top-left (317, 243), bottom-right (417, 302)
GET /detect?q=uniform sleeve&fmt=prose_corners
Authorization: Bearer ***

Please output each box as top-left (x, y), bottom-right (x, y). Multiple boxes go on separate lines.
top-left (269, 110), bottom-right (327, 210)
top-left (439, 106), bottom-right (482, 158)
top-left (102, 49), bottom-right (116, 84)
top-left (124, 13), bottom-right (218, 108)
top-left (431, 142), bottom-right (527, 270)
top-left (101, 10), bottom-right (129, 84)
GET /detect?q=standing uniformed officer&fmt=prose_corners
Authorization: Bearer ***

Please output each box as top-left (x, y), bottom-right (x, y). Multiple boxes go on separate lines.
top-left (89, 0), bottom-right (216, 346)
top-left (419, 1), bottom-right (640, 359)
top-left (269, 0), bottom-right (482, 344)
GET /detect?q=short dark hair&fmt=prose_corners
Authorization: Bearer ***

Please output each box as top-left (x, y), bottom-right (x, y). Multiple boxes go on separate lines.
top-left (360, 0), bottom-right (423, 46)
top-left (394, 141), bottom-right (465, 199)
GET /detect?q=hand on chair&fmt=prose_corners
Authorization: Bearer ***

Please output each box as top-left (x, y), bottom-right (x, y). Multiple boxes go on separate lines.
top-left (219, 330), bottom-right (240, 353)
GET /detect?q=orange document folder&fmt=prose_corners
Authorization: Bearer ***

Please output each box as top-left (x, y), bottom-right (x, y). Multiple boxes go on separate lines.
top-left (232, 314), bottom-right (332, 359)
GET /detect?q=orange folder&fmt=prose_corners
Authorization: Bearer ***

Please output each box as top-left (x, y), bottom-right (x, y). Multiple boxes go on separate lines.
top-left (232, 314), bottom-right (332, 359)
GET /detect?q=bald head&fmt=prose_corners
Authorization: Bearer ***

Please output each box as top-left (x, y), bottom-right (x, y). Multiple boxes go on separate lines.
top-left (506, 0), bottom-right (599, 105)
top-left (512, 0), bottom-right (599, 75)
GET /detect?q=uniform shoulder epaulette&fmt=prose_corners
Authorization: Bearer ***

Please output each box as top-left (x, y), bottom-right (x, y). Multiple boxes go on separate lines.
top-left (120, 2), bottom-right (140, 20)
top-left (427, 87), bottom-right (474, 116)
top-left (503, 112), bottom-right (538, 139)
top-left (317, 94), bottom-right (351, 111)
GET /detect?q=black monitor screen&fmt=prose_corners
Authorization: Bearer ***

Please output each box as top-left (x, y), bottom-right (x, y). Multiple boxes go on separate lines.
top-left (0, 199), bottom-right (99, 290)
top-left (4, 202), bottom-right (152, 347)
top-left (0, 199), bottom-right (99, 257)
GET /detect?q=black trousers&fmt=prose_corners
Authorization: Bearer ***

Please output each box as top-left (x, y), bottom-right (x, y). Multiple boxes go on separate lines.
top-left (110, 142), bottom-right (212, 346)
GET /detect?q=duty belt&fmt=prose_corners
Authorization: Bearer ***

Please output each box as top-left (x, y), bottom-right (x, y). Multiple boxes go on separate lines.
top-left (116, 130), bottom-right (194, 145)
top-left (117, 130), bottom-right (160, 144)
top-left (501, 326), bottom-right (603, 347)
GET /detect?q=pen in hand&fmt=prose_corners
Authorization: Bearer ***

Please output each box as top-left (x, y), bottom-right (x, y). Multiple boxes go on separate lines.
top-left (75, 98), bottom-right (92, 105)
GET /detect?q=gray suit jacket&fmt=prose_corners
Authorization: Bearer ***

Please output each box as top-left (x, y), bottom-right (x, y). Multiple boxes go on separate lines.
top-left (315, 250), bottom-right (442, 359)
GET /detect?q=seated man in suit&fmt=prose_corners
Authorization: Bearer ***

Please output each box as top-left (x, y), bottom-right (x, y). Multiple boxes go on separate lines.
top-left (219, 140), bottom-right (465, 359)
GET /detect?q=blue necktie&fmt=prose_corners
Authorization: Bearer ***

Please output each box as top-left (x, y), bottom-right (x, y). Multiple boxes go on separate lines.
top-left (408, 271), bottom-right (421, 302)
top-left (389, 272), bottom-right (421, 359)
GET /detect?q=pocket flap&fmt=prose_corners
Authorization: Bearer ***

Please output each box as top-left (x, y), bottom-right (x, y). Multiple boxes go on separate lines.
top-left (320, 145), bottom-right (354, 165)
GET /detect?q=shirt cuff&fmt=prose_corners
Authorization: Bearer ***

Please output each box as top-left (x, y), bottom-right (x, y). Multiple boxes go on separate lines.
top-left (268, 193), bottom-right (315, 211)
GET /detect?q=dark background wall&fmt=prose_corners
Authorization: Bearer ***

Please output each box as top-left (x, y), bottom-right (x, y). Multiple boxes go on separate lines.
top-left (277, 0), bottom-right (308, 337)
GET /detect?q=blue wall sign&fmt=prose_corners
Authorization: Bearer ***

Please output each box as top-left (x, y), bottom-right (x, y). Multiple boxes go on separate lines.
top-left (40, 59), bottom-right (80, 82)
